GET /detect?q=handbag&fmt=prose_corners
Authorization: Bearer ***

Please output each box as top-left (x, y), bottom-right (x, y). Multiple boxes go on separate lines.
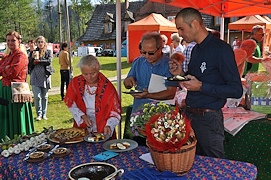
top-left (11, 82), bottom-right (32, 103)
top-left (45, 65), bottom-right (55, 76)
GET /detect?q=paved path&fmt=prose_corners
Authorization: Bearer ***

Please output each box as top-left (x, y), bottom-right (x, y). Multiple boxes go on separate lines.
top-left (48, 74), bottom-right (127, 96)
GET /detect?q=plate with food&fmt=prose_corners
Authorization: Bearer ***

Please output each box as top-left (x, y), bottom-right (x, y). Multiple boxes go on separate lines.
top-left (122, 90), bottom-right (143, 94)
top-left (37, 144), bottom-right (52, 152)
top-left (26, 151), bottom-right (47, 162)
top-left (52, 147), bottom-right (71, 157)
top-left (84, 133), bottom-right (110, 143)
top-left (165, 75), bottom-right (190, 81)
top-left (102, 139), bottom-right (138, 152)
top-left (48, 127), bottom-right (87, 144)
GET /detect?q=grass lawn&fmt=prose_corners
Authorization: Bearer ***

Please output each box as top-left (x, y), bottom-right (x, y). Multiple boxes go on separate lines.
top-left (32, 56), bottom-right (133, 138)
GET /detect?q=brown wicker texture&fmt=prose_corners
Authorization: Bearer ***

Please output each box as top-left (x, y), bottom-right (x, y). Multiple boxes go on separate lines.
top-left (147, 137), bottom-right (197, 175)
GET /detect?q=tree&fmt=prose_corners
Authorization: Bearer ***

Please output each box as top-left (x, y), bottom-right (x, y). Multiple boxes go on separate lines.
top-left (70, 0), bottom-right (94, 38)
top-left (0, 0), bottom-right (39, 42)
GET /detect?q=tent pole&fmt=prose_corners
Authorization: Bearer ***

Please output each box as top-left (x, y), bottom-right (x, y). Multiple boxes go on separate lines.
top-left (116, 0), bottom-right (122, 139)
top-left (220, 16), bottom-right (225, 40)
top-left (227, 29), bottom-right (229, 44)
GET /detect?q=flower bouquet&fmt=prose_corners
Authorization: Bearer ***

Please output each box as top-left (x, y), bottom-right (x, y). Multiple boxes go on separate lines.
top-left (130, 102), bottom-right (175, 138)
top-left (144, 106), bottom-right (197, 174)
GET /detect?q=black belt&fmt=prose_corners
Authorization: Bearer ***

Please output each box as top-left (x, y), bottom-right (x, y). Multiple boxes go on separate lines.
top-left (185, 107), bottom-right (218, 116)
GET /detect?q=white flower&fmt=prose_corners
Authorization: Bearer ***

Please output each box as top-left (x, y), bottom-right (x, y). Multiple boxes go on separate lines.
top-left (19, 144), bottom-right (25, 151)
top-left (1, 150), bottom-right (10, 158)
top-left (32, 141), bottom-right (37, 147)
top-left (26, 140), bottom-right (32, 146)
top-left (8, 147), bottom-right (14, 154)
top-left (30, 137), bottom-right (35, 142)
top-left (22, 142), bottom-right (27, 146)
top-left (14, 148), bottom-right (21, 154)
top-left (24, 144), bottom-right (30, 151)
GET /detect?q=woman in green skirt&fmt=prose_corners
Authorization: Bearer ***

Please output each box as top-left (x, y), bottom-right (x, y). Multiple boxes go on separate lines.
top-left (0, 31), bottom-right (34, 140)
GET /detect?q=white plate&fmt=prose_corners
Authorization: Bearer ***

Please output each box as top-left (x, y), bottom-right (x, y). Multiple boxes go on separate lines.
top-left (84, 133), bottom-right (110, 143)
top-left (102, 139), bottom-right (138, 152)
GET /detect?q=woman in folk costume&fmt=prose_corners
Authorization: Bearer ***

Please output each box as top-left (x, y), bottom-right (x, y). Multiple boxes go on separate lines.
top-left (64, 55), bottom-right (121, 139)
top-left (0, 31), bottom-right (34, 139)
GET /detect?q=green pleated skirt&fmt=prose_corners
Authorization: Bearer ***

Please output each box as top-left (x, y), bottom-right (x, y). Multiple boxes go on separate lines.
top-left (0, 81), bottom-right (35, 140)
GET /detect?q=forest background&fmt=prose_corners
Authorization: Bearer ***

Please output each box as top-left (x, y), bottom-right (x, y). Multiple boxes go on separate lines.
top-left (0, 0), bottom-right (124, 44)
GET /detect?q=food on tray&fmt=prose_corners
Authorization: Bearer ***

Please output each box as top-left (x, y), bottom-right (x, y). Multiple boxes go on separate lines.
top-left (167, 75), bottom-right (187, 81)
top-left (53, 147), bottom-right (67, 155)
top-left (50, 127), bottom-right (86, 143)
top-left (87, 133), bottom-right (105, 142)
top-left (37, 144), bottom-right (51, 151)
top-left (29, 151), bottom-right (44, 159)
top-left (109, 141), bottom-right (130, 150)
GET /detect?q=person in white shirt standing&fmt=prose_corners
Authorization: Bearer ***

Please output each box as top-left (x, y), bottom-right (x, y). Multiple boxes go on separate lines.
top-left (232, 36), bottom-right (240, 50)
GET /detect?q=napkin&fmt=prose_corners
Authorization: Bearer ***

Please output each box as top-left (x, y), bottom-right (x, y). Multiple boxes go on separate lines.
top-left (121, 167), bottom-right (186, 180)
top-left (93, 151), bottom-right (119, 161)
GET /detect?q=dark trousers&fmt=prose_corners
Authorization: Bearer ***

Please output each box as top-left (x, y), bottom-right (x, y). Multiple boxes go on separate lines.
top-left (60, 70), bottom-right (70, 99)
top-left (185, 110), bottom-right (225, 158)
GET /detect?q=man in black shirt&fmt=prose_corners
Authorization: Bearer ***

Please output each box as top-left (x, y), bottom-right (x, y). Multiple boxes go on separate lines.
top-left (170, 7), bottom-right (243, 158)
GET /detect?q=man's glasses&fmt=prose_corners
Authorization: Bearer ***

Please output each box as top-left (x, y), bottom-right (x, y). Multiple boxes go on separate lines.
top-left (140, 48), bottom-right (160, 56)
top-left (37, 41), bottom-right (44, 43)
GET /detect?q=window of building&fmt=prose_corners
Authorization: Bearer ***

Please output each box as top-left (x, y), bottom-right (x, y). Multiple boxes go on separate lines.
top-left (104, 23), bottom-right (112, 34)
top-left (214, 17), bottom-right (221, 26)
top-left (230, 17), bottom-right (239, 22)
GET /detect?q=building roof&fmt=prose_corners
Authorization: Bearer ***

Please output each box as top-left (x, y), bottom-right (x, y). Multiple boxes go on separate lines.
top-left (78, 1), bottom-right (146, 42)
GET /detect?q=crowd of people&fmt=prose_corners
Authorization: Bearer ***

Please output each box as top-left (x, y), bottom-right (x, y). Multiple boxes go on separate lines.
top-left (0, 7), bottom-right (270, 159)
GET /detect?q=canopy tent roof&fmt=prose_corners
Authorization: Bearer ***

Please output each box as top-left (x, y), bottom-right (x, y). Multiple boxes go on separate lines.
top-left (149, 0), bottom-right (271, 18)
top-left (128, 13), bottom-right (177, 31)
top-left (228, 15), bottom-right (271, 31)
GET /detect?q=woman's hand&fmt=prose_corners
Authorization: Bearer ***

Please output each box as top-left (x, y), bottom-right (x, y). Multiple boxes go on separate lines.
top-left (81, 115), bottom-right (93, 127)
top-left (104, 126), bottom-right (112, 136)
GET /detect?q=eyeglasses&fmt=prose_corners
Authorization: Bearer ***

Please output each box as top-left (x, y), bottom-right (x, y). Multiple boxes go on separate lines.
top-left (140, 48), bottom-right (160, 56)
top-left (37, 41), bottom-right (44, 43)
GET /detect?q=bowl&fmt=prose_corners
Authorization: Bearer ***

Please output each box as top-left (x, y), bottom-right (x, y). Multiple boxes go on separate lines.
top-left (68, 162), bottom-right (124, 180)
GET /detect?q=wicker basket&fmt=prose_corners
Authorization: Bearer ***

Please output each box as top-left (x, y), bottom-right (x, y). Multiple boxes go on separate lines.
top-left (147, 136), bottom-right (197, 175)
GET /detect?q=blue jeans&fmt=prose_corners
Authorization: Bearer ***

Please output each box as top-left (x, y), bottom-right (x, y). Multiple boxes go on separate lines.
top-left (32, 85), bottom-right (49, 118)
top-left (185, 110), bottom-right (225, 158)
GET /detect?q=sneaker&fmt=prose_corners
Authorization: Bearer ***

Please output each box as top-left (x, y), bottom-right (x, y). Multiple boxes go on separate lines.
top-left (36, 116), bottom-right (42, 121)
top-left (42, 116), bottom-right (48, 120)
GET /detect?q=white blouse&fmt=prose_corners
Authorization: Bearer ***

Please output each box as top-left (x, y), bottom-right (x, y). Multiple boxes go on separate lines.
top-left (68, 86), bottom-right (120, 136)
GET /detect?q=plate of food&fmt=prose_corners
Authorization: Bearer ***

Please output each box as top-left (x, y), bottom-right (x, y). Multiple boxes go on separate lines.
top-left (26, 151), bottom-right (47, 163)
top-left (84, 133), bottom-right (110, 143)
top-left (122, 90), bottom-right (143, 94)
top-left (48, 127), bottom-right (87, 144)
top-left (52, 147), bottom-right (71, 157)
top-left (102, 139), bottom-right (138, 152)
top-left (165, 75), bottom-right (190, 81)
top-left (36, 144), bottom-right (52, 152)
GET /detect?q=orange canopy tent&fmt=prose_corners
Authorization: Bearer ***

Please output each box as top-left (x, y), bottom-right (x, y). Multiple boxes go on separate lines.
top-left (149, 0), bottom-right (271, 40)
top-left (127, 13), bottom-right (177, 63)
top-left (228, 15), bottom-right (271, 32)
top-left (149, 0), bottom-right (271, 18)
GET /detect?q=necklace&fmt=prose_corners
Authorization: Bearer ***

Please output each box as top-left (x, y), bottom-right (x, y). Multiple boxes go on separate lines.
top-left (86, 85), bottom-right (97, 95)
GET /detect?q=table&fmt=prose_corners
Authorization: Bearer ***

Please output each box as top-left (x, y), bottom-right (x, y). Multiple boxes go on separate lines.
top-left (0, 141), bottom-right (257, 180)
top-left (224, 118), bottom-right (271, 180)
